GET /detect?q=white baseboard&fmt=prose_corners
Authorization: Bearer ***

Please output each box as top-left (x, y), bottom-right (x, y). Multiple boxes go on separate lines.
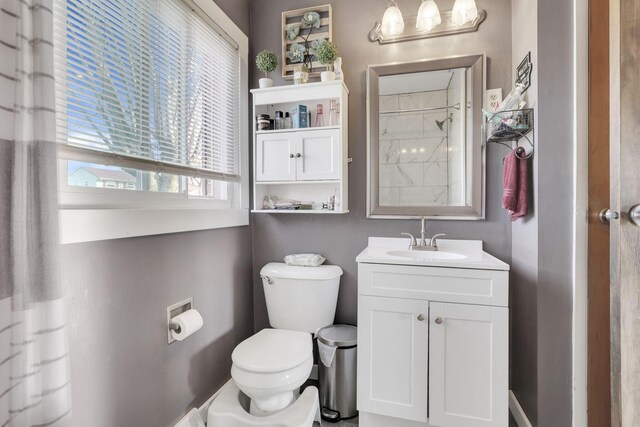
top-left (509, 390), bottom-right (534, 427)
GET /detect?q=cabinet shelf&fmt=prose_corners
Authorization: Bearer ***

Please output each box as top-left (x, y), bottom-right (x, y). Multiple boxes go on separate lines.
top-left (251, 209), bottom-right (349, 214)
top-left (256, 125), bottom-right (340, 135)
top-left (255, 180), bottom-right (341, 185)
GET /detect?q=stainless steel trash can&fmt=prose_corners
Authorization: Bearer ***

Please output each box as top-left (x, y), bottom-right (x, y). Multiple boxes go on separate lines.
top-left (317, 324), bottom-right (358, 421)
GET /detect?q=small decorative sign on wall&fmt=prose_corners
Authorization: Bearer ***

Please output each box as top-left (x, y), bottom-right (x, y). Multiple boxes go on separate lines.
top-left (281, 4), bottom-right (333, 80)
top-left (515, 52), bottom-right (532, 93)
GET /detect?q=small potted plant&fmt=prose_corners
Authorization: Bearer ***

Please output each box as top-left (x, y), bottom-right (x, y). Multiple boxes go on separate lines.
top-left (315, 40), bottom-right (339, 82)
top-left (256, 50), bottom-right (278, 88)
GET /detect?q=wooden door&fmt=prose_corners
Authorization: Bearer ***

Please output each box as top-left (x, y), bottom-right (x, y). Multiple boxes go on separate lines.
top-left (357, 295), bottom-right (429, 422)
top-left (255, 133), bottom-right (296, 181)
top-left (609, 1), bottom-right (640, 424)
top-left (296, 129), bottom-right (341, 181)
top-left (428, 302), bottom-right (508, 427)
top-left (587, 0), bottom-right (611, 425)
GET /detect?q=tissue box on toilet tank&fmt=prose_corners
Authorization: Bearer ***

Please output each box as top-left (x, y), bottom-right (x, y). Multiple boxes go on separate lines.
top-left (291, 105), bottom-right (308, 128)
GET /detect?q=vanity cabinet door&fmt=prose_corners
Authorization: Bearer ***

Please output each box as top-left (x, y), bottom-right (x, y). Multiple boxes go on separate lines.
top-left (256, 133), bottom-right (296, 181)
top-left (428, 302), bottom-right (509, 427)
top-left (358, 296), bottom-right (429, 422)
top-left (295, 129), bottom-right (341, 181)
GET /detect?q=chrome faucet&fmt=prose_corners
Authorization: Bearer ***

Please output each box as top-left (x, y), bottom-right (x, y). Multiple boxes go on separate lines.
top-left (401, 217), bottom-right (446, 251)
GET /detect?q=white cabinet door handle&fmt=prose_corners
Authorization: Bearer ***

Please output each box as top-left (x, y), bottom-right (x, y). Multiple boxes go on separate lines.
top-left (435, 317), bottom-right (443, 325)
top-left (417, 314), bottom-right (425, 321)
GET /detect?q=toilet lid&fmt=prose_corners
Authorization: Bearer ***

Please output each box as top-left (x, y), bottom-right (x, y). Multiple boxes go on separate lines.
top-left (232, 329), bottom-right (312, 374)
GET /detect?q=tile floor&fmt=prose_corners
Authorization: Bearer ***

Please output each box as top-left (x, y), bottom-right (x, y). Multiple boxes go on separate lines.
top-left (314, 416), bottom-right (358, 426)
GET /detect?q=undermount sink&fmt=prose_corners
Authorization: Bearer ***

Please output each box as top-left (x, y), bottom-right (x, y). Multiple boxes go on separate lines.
top-left (386, 250), bottom-right (468, 261)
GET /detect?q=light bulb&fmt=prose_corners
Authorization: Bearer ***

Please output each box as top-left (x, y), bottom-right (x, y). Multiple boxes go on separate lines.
top-left (380, 0), bottom-right (405, 36)
top-left (416, 0), bottom-right (441, 32)
top-left (451, 0), bottom-right (478, 26)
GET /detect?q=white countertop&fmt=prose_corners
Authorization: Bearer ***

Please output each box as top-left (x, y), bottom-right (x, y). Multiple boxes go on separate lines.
top-left (356, 237), bottom-right (510, 271)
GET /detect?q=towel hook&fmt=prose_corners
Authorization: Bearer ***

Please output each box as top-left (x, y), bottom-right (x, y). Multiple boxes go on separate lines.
top-left (495, 133), bottom-right (533, 160)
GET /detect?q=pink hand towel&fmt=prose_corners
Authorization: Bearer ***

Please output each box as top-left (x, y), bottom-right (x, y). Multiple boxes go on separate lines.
top-left (502, 149), bottom-right (528, 221)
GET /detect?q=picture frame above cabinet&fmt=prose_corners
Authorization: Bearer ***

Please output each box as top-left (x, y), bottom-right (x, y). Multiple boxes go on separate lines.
top-left (251, 81), bottom-right (349, 214)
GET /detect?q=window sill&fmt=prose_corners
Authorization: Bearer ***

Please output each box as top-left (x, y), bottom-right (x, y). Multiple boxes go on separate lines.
top-left (59, 208), bottom-right (249, 244)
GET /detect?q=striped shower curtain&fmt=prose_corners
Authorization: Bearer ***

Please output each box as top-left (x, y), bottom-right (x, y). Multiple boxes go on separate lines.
top-left (0, 0), bottom-right (72, 426)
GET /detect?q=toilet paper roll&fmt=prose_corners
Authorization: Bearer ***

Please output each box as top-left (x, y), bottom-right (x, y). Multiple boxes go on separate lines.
top-left (170, 309), bottom-right (203, 341)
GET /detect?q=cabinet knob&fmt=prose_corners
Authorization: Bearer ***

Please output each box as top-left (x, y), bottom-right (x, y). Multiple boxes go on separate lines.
top-left (417, 314), bottom-right (425, 321)
top-left (296, 153), bottom-right (302, 158)
top-left (435, 317), bottom-right (443, 325)
top-left (289, 153), bottom-right (294, 158)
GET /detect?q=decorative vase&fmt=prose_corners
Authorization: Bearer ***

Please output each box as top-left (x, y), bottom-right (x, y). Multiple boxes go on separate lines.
top-left (259, 78), bottom-right (273, 88)
top-left (321, 71), bottom-right (336, 82)
top-left (293, 64), bottom-right (309, 85)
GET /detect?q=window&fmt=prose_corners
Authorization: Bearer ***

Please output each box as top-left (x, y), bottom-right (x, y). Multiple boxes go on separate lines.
top-left (54, 0), bottom-right (249, 243)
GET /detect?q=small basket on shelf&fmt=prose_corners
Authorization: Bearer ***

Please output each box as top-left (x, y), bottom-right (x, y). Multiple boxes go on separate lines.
top-left (486, 108), bottom-right (534, 159)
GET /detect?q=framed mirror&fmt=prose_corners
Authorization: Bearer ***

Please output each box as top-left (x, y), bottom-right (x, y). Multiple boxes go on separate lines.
top-left (366, 54), bottom-right (486, 219)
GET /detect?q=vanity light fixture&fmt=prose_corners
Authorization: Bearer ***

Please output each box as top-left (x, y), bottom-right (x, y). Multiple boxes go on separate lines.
top-left (451, 0), bottom-right (479, 26)
top-left (416, 0), bottom-right (441, 32)
top-left (380, 0), bottom-right (405, 36)
top-left (370, 0), bottom-right (485, 44)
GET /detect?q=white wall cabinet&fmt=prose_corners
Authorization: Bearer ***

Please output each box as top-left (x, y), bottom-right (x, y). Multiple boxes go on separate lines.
top-left (256, 128), bottom-right (341, 182)
top-left (251, 81), bottom-right (349, 214)
top-left (357, 262), bottom-right (509, 427)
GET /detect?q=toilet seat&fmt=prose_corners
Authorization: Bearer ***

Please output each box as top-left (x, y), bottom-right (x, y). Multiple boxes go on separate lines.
top-left (232, 329), bottom-right (311, 373)
top-left (231, 329), bottom-right (314, 414)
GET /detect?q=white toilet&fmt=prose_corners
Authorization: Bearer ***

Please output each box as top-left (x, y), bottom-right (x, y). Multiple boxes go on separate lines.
top-left (208, 262), bottom-right (343, 427)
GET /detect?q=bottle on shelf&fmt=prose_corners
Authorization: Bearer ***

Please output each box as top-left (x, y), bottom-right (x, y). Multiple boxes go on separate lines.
top-left (284, 112), bottom-right (292, 129)
top-left (275, 111), bottom-right (284, 130)
top-left (329, 100), bottom-right (339, 126)
top-left (315, 104), bottom-right (324, 127)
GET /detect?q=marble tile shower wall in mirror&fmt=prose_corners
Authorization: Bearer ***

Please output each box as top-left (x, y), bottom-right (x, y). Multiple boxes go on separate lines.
top-left (367, 54), bottom-right (485, 219)
top-left (378, 68), bottom-right (470, 207)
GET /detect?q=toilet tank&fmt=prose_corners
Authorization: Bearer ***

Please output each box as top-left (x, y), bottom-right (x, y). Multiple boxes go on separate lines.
top-left (260, 263), bottom-right (343, 333)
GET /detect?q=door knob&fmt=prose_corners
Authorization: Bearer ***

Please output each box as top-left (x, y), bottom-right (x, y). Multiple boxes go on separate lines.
top-left (417, 314), bottom-right (425, 321)
top-left (435, 317), bottom-right (443, 325)
top-left (599, 208), bottom-right (620, 224)
top-left (296, 153), bottom-right (302, 158)
top-left (289, 153), bottom-right (294, 158)
top-left (629, 205), bottom-right (640, 226)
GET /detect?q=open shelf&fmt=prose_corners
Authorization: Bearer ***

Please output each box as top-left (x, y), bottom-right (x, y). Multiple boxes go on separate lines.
top-left (256, 126), bottom-right (340, 135)
top-left (255, 180), bottom-right (341, 185)
top-left (252, 209), bottom-right (349, 214)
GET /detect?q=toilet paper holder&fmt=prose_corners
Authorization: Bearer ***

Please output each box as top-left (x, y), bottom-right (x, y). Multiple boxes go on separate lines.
top-left (167, 297), bottom-right (193, 344)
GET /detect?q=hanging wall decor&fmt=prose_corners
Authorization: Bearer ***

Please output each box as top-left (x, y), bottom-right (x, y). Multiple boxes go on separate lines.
top-left (282, 4), bottom-right (333, 80)
top-left (515, 51), bottom-right (532, 93)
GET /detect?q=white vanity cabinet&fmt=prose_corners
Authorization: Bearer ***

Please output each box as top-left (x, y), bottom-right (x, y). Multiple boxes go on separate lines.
top-left (356, 239), bottom-right (509, 427)
top-left (251, 81), bottom-right (349, 214)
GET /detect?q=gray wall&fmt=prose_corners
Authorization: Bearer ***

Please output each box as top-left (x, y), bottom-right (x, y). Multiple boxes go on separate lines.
top-left (249, 0), bottom-right (513, 329)
top-left (62, 2), bottom-right (252, 426)
top-left (536, 0), bottom-right (575, 425)
top-left (510, 0), bottom-right (539, 423)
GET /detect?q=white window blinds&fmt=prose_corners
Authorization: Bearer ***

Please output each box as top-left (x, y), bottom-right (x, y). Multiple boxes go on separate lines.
top-left (54, 0), bottom-right (241, 182)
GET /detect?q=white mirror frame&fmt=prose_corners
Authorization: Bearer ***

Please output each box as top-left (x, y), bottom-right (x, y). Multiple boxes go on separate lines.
top-left (366, 53), bottom-right (486, 220)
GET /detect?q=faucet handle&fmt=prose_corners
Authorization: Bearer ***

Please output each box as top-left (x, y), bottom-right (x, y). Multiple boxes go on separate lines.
top-left (430, 233), bottom-right (447, 249)
top-left (401, 233), bottom-right (417, 248)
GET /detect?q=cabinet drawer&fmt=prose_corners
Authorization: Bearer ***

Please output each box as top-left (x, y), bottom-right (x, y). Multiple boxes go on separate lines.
top-left (358, 263), bottom-right (508, 307)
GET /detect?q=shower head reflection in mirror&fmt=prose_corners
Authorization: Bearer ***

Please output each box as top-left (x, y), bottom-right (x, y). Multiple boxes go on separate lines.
top-left (435, 113), bottom-right (454, 131)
